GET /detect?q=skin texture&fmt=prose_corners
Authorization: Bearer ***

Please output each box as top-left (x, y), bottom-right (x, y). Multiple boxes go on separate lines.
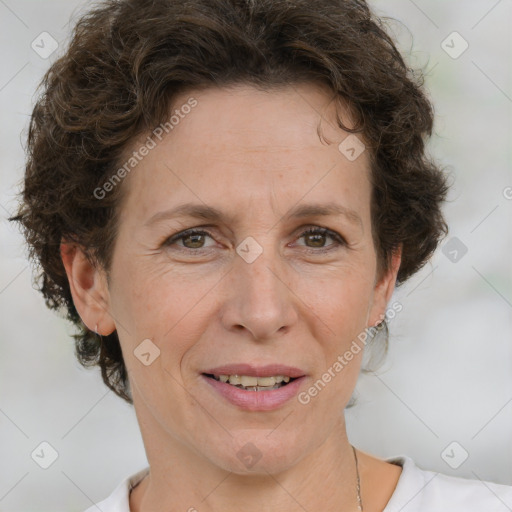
top-left (61, 83), bottom-right (402, 511)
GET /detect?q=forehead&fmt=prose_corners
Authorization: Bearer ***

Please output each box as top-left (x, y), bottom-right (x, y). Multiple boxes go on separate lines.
top-left (117, 82), bottom-right (371, 223)
top-left (171, 82), bottom-right (356, 153)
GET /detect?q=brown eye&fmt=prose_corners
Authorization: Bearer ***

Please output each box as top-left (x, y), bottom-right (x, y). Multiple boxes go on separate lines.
top-left (296, 227), bottom-right (346, 250)
top-left (181, 233), bottom-right (207, 248)
top-left (164, 229), bottom-right (216, 250)
top-left (304, 232), bottom-right (328, 247)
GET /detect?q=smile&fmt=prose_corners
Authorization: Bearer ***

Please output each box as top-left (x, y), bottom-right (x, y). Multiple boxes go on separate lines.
top-left (200, 365), bottom-right (307, 411)
top-left (205, 373), bottom-right (295, 391)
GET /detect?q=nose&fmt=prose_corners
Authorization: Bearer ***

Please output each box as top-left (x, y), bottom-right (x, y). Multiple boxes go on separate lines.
top-left (219, 249), bottom-right (299, 341)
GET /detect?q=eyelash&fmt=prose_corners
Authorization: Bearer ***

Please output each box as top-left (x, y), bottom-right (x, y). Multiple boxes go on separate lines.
top-left (163, 226), bottom-right (347, 253)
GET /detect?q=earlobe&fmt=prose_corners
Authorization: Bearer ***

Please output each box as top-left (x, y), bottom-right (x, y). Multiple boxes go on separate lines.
top-left (60, 241), bottom-right (116, 335)
top-left (368, 245), bottom-right (402, 327)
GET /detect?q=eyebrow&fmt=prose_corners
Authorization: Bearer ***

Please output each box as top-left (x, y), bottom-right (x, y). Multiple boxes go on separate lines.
top-left (284, 202), bottom-right (362, 226)
top-left (144, 204), bottom-right (228, 227)
top-left (144, 202), bottom-right (362, 227)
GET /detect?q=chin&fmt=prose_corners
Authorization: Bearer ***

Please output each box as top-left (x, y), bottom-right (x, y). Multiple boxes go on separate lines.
top-left (202, 427), bottom-right (310, 476)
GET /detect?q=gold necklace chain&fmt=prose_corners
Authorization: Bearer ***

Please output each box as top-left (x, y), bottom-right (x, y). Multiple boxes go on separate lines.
top-left (352, 445), bottom-right (363, 511)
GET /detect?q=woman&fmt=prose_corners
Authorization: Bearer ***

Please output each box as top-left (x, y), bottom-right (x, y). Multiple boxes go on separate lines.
top-left (9, 0), bottom-right (512, 510)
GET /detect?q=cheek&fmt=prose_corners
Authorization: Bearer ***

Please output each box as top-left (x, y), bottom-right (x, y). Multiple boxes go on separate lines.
top-left (304, 277), bottom-right (372, 402)
top-left (109, 260), bottom-right (217, 369)
top-left (298, 268), bottom-right (375, 341)
top-left (109, 267), bottom-right (215, 419)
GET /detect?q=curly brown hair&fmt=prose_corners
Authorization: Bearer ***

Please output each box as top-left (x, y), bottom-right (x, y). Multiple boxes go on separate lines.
top-left (9, 0), bottom-right (448, 404)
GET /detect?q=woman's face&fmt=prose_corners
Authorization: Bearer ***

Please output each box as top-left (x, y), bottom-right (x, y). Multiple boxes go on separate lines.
top-left (91, 83), bottom-right (399, 473)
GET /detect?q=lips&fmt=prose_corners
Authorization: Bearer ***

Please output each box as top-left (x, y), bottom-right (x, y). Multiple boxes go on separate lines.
top-left (203, 364), bottom-right (306, 379)
top-left (200, 363), bottom-right (307, 411)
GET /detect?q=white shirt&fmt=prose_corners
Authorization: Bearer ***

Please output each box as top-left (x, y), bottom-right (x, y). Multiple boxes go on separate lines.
top-left (84, 455), bottom-right (512, 511)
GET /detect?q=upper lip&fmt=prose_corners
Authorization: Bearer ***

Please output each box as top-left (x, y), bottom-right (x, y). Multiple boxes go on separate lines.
top-left (203, 364), bottom-right (306, 378)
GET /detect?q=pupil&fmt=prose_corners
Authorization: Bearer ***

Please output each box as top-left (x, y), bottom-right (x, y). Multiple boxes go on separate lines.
top-left (184, 234), bottom-right (204, 248)
top-left (306, 233), bottom-right (325, 247)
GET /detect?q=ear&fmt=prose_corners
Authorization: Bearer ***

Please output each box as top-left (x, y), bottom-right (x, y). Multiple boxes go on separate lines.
top-left (367, 245), bottom-right (402, 327)
top-left (60, 240), bottom-right (116, 336)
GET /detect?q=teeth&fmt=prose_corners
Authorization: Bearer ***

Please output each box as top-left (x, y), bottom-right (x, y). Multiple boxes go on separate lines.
top-left (240, 375), bottom-right (258, 387)
top-left (229, 375), bottom-right (242, 385)
top-left (215, 374), bottom-right (293, 388)
top-left (257, 376), bottom-right (276, 386)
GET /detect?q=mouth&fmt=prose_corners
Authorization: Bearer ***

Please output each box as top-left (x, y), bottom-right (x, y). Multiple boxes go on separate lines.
top-left (200, 364), bottom-right (306, 410)
top-left (202, 373), bottom-right (297, 391)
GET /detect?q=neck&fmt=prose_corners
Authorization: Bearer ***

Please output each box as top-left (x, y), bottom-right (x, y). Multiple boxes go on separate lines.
top-left (130, 406), bottom-right (360, 512)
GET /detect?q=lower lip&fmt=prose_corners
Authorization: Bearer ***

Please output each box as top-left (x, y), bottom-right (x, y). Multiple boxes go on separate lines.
top-left (202, 375), bottom-right (306, 411)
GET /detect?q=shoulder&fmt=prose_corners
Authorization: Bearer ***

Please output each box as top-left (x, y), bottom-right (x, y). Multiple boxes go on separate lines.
top-left (384, 455), bottom-right (512, 512)
top-left (83, 467), bottom-right (149, 512)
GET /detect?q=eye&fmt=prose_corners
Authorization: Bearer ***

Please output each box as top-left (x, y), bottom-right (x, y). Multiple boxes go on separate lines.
top-left (164, 228), bottom-right (216, 250)
top-left (162, 226), bottom-right (346, 253)
top-left (296, 227), bottom-right (346, 250)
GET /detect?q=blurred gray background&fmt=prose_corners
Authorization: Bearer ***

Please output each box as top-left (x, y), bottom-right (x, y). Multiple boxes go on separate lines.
top-left (1, 0), bottom-right (511, 510)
